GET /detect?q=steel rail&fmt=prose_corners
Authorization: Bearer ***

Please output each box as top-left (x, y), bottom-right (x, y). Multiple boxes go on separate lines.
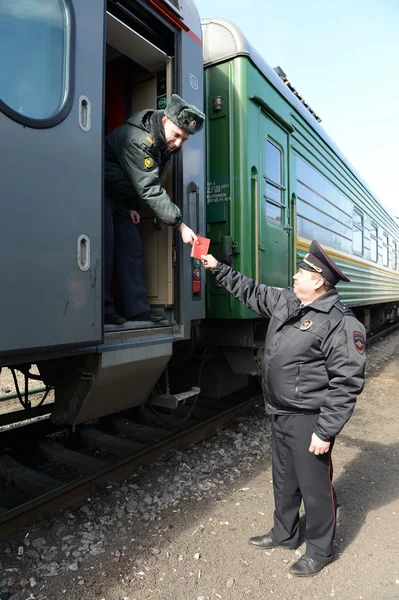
top-left (0, 395), bottom-right (262, 538)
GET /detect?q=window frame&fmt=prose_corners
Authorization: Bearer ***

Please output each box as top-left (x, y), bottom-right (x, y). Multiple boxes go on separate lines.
top-left (263, 138), bottom-right (286, 227)
top-left (352, 208), bottom-right (364, 256)
top-left (392, 240), bottom-right (398, 271)
top-left (370, 222), bottom-right (378, 263)
top-left (0, 0), bottom-right (75, 129)
top-left (382, 232), bottom-right (389, 267)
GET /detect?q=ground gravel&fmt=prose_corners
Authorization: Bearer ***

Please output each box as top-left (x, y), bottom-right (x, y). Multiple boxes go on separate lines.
top-left (1, 330), bottom-right (399, 600)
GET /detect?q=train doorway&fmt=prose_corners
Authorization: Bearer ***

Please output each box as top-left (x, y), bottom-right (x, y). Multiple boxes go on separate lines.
top-left (105, 11), bottom-right (176, 328)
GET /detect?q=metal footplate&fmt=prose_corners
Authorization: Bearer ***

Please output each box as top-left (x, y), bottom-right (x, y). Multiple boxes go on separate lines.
top-left (151, 386), bottom-right (201, 409)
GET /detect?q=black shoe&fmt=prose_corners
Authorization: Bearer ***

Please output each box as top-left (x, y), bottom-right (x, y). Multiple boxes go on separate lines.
top-left (289, 554), bottom-right (331, 577)
top-left (129, 311), bottom-right (164, 323)
top-left (248, 533), bottom-right (297, 550)
top-left (104, 313), bottom-right (126, 325)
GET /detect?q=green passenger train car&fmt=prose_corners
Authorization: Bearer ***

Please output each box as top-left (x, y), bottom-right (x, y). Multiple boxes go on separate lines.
top-left (201, 18), bottom-right (399, 340)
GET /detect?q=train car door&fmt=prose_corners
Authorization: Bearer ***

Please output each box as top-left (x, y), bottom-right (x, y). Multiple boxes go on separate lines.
top-left (0, 0), bottom-right (105, 354)
top-left (258, 116), bottom-right (291, 288)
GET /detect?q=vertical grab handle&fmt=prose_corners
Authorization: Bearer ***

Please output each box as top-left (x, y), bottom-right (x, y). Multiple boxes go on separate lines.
top-left (187, 181), bottom-right (200, 233)
top-left (251, 167), bottom-right (259, 280)
top-left (78, 95), bottom-right (91, 132)
top-left (77, 235), bottom-right (90, 271)
top-left (290, 192), bottom-right (297, 278)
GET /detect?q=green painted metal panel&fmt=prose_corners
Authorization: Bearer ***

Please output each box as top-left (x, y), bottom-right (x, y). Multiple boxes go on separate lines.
top-left (205, 58), bottom-right (255, 319)
top-left (204, 48), bottom-right (399, 319)
top-left (205, 56), bottom-right (295, 319)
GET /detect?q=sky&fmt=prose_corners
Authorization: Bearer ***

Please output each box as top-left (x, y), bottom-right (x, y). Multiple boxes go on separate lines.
top-left (195, 0), bottom-right (399, 219)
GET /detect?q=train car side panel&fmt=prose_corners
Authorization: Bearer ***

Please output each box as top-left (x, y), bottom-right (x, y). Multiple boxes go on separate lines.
top-left (0, 0), bottom-right (105, 354)
top-left (176, 26), bottom-right (206, 326)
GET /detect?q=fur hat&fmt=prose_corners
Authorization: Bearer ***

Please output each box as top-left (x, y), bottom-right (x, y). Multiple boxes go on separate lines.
top-left (164, 94), bottom-right (205, 134)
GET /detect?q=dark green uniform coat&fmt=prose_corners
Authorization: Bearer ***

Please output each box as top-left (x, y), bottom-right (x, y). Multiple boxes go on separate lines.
top-left (104, 110), bottom-right (182, 226)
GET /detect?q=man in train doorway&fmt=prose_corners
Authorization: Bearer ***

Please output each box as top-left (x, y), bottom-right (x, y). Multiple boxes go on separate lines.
top-left (201, 240), bottom-right (366, 576)
top-left (104, 94), bottom-right (205, 325)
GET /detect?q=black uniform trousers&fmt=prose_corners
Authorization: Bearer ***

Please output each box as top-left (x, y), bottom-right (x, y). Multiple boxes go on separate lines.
top-left (104, 195), bottom-right (150, 319)
top-left (269, 413), bottom-right (336, 562)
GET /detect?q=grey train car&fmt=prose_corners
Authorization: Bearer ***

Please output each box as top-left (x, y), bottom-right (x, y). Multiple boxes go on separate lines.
top-left (0, 0), bottom-right (205, 426)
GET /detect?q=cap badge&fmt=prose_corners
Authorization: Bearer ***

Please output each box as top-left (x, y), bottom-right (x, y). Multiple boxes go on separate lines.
top-left (302, 256), bottom-right (322, 273)
top-left (189, 119), bottom-right (197, 129)
top-left (144, 156), bottom-right (154, 170)
top-left (300, 319), bottom-right (313, 331)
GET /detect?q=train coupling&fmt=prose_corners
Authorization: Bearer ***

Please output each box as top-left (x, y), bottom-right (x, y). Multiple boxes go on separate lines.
top-left (151, 386), bottom-right (200, 409)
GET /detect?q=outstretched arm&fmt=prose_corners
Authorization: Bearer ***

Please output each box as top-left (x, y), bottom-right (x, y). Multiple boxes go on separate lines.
top-left (202, 254), bottom-right (283, 319)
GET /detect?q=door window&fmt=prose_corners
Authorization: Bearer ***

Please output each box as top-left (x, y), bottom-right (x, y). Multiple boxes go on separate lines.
top-left (0, 0), bottom-right (71, 126)
top-left (264, 140), bottom-right (284, 226)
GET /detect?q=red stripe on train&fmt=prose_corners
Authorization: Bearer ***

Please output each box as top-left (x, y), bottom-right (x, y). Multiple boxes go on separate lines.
top-left (145, 0), bottom-right (203, 46)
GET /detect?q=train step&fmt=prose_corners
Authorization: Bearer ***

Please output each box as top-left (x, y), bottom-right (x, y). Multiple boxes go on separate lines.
top-left (151, 386), bottom-right (201, 409)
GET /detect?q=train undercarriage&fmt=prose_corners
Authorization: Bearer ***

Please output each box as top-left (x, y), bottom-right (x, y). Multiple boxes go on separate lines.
top-left (1, 299), bottom-right (398, 430)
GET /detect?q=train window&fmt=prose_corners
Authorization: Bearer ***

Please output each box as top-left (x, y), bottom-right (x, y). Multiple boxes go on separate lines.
top-left (370, 223), bottom-right (378, 262)
top-left (295, 155), bottom-right (352, 254)
top-left (0, 0), bottom-right (72, 127)
top-left (382, 233), bottom-right (389, 267)
top-left (393, 241), bottom-right (398, 270)
top-left (264, 140), bottom-right (284, 226)
top-left (353, 209), bottom-right (364, 256)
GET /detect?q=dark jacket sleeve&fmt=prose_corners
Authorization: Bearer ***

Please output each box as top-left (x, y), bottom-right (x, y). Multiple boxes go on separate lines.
top-left (215, 263), bottom-right (283, 318)
top-left (315, 315), bottom-right (366, 441)
top-left (121, 139), bottom-right (183, 226)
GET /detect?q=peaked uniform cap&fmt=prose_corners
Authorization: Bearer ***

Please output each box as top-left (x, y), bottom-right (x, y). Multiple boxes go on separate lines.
top-left (164, 94), bottom-right (205, 135)
top-left (297, 239), bottom-right (350, 285)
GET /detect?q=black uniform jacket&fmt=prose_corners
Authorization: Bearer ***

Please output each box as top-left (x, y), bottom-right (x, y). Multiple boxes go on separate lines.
top-left (104, 110), bottom-right (182, 226)
top-left (215, 263), bottom-right (366, 441)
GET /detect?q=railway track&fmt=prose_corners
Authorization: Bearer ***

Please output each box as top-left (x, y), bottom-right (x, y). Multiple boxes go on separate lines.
top-left (0, 389), bottom-right (262, 538)
top-left (367, 321), bottom-right (399, 345)
top-left (0, 321), bottom-right (397, 539)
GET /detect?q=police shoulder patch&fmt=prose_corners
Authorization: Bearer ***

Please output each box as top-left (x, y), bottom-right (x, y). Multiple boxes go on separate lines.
top-left (353, 331), bottom-right (365, 354)
top-left (144, 156), bottom-right (154, 170)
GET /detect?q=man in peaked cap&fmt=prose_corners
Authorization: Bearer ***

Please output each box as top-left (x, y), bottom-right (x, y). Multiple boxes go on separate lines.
top-left (298, 239), bottom-right (351, 286)
top-left (201, 240), bottom-right (366, 576)
top-left (104, 94), bottom-right (205, 325)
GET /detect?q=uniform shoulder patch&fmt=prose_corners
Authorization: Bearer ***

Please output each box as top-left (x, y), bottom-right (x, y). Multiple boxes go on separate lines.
top-left (353, 331), bottom-right (365, 354)
top-left (144, 156), bottom-right (154, 170)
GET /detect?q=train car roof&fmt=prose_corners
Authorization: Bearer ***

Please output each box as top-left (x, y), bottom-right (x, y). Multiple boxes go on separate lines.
top-left (201, 18), bottom-right (397, 224)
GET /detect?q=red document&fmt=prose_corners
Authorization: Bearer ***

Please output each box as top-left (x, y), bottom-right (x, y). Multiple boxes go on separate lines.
top-left (191, 235), bottom-right (211, 259)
